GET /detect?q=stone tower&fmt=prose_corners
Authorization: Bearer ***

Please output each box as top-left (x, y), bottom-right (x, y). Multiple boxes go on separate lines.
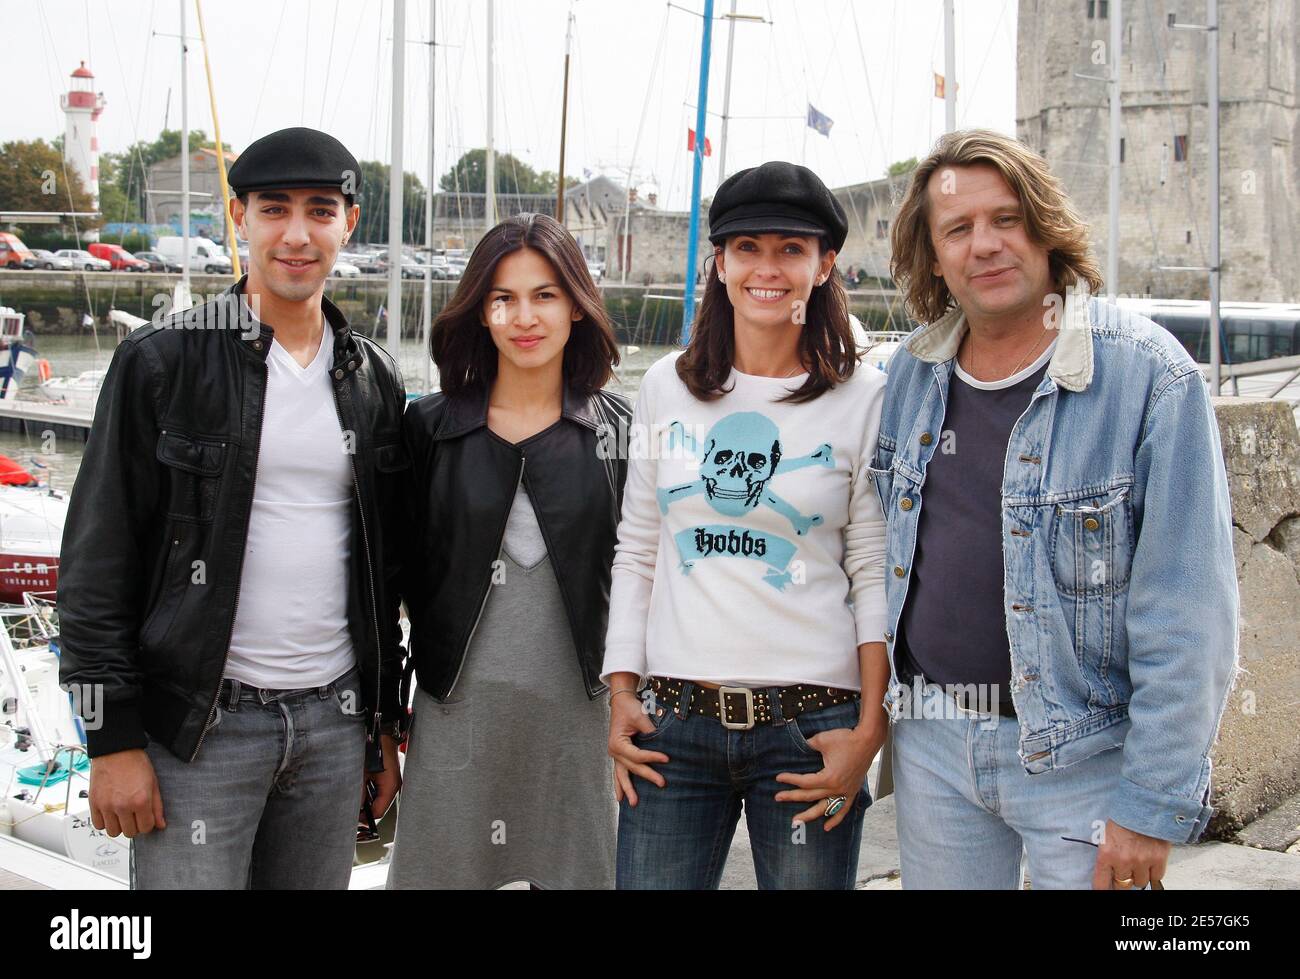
top-left (1016, 0), bottom-right (1299, 301)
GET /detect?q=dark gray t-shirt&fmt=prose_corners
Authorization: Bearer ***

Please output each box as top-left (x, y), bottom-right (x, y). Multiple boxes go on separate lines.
top-left (898, 346), bottom-right (1054, 697)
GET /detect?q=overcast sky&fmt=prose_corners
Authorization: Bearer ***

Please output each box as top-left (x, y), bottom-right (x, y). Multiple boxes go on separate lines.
top-left (5, 0), bottom-right (1018, 210)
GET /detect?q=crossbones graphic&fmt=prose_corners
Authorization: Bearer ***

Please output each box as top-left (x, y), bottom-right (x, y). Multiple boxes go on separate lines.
top-left (657, 411), bottom-right (834, 535)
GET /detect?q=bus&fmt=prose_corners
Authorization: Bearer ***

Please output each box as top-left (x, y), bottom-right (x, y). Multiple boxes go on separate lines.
top-left (1116, 298), bottom-right (1300, 366)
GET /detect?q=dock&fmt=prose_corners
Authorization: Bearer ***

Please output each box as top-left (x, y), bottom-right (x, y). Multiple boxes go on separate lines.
top-left (0, 401), bottom-right (93, 443)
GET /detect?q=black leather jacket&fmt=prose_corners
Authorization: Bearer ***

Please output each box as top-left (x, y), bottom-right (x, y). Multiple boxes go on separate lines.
top-left (57, 279), bottom-right (409, 766)
top-left (394, 383), bottom-right (631, 701)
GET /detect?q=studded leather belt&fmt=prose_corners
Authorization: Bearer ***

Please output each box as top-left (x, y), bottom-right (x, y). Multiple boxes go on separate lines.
top-left (647, 675), bottom-right (860, 731)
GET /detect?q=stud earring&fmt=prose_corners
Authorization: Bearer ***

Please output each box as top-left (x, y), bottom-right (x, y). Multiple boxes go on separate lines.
top-left (718, 273), bottom-right (726, 284)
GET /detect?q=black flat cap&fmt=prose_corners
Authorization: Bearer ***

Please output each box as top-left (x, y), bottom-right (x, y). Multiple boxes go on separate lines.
top-left (227, 127), bottom-right (360, 200)
top-left (708, 161), bottom-right (847, 252)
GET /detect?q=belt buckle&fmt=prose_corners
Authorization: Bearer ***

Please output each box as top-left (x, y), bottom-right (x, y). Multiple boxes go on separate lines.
top-left (718, 686), bottom-right (755, 730)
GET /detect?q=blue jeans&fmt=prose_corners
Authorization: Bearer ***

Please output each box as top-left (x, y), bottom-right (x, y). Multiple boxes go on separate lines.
top-left (616, 688), bottom-right (869, 890)
top-left (131, 665), bottom-right (367, 889)
top-left (892, 680), bottom-right (1124, 889)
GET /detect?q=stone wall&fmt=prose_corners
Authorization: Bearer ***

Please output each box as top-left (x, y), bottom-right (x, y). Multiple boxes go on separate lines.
top-left (1016, 0), bottom-right (1300, 302)
top-left (1209, 397), bottom-right (1300, 835)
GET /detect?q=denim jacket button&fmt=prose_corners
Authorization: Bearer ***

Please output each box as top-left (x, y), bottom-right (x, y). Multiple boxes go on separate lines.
top-left (919, 431), bottom-right (933, 446)
top-left (1084, 516), bottom-right (1100, 531)
top-left (884, 630), bottom-right (895, 642)
top-left (893, 566), bottom-right (906, 577)
top-left (900, 497), bottom-right (914, 511)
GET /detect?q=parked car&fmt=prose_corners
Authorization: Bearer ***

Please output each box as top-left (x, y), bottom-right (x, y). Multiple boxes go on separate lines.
top-left (586, 260), bottom-right (605, 283)
top-left (88, 242), bottom-right (150, 271)
top-left (133, 250), bottom-right (182, 273)
top-left (55, 249), bottom-right (112, 272)
top-left (0, 232), bottom-right (36, 269)
top-left (155, 235), bottom-right (232, 274)
top-left (27, 249), bottom-right (74, 271)
top-left (330, 259), bottom-right (361, 278)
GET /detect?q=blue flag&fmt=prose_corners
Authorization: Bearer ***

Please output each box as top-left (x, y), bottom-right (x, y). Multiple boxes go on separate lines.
top-left (806, 103), bottom-right (834, 137)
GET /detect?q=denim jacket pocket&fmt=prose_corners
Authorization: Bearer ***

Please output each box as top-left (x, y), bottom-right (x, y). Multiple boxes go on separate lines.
top-left (1046, 485), bottom-right (1134, 703)
top-left (1049, 485), bottom-right (1134, 596)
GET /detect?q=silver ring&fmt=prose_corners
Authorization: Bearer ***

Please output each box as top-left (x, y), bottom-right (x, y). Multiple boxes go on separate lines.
top-left (823, 796), bottom-right (847, 818)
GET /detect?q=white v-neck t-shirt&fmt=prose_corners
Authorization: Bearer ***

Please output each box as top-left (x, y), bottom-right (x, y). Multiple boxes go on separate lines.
top-left (225, 321), bottom-right (356, 688)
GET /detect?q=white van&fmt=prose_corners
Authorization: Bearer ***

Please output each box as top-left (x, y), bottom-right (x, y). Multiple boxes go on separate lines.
top-left (155, 236), bottom-right (233, 274)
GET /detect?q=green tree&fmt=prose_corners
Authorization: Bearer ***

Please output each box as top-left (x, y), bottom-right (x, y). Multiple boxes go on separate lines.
top-left (439, 148), bottom-right (563, 195)
top-left (353, 159), bottom-right (427, 245)
top-left (98, 152), bottom-right (142, 227)
top-left (111, 129), bottom-right (230, 222)
top-left (886, 157), bottom-right (918, 178)
top-left (0, 138), bottom-right (93, 224)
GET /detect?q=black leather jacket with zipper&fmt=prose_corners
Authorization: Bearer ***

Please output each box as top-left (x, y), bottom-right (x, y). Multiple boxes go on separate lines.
top-left (393, 382), bottom-right (631, 702)
top-left (57, 278), bottom-right (409, 767)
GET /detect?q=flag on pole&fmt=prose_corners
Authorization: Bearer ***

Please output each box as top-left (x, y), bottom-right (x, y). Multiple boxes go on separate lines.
top-left (934, 73), bottom-right (958, 98)
top-left (806, 103), bottom-right (834, 137)
top-left (687, 129), bottom-right (712, 156)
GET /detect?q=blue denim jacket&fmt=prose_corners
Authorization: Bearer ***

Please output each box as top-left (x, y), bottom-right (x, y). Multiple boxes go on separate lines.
top-left (872, 286), bottom-right (1239, 844)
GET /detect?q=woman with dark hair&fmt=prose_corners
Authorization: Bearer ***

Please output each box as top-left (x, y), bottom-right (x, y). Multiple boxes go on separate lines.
top-left (386, 212), bottom-right (630, 889)
top-left (603, 162), bottom-right (890, 889)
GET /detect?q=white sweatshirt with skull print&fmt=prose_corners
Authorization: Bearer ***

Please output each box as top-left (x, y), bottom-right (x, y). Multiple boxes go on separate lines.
top-left (602, 349), bottom-right (888, 691)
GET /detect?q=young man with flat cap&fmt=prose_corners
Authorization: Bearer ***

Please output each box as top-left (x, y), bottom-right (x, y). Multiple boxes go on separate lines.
top-left (59, 126), bottom-right (409, 889)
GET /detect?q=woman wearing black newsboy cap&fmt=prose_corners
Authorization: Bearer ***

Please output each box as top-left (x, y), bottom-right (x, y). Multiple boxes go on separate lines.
top-left (602, 161), bottom-right (892, 889)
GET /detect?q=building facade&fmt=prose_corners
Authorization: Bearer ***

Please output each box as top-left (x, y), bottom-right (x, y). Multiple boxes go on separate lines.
top-left (146, 147), bottom-right (240, 239)
top-left (1017, 0), bottom-right (1299, 301)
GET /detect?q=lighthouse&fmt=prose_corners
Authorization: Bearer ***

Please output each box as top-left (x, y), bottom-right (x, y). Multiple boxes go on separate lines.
top-left (60, 61), bottom-right (107, 215)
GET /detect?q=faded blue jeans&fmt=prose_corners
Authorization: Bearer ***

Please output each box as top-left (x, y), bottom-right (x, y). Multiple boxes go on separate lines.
top-left (130, 665), bottom-right (366, 889)
top-left (892, 680), bottom-right (1124, 889)
top-left (617, 688), bottom-right (870, 890)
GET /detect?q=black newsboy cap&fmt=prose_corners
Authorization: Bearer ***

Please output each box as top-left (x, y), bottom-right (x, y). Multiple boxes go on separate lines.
top-left (227, 127), bottom-right (361, 200)
top-left (708, 161), bottom-right (847, 252)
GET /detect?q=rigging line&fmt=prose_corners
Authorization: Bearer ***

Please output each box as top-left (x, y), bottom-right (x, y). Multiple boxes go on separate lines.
top-left (849, 1), bottom-right (895, 180)
top-left (34, 2), bottom-right (95, 324)
top-left (320, 0), bottom-right (341, 128)
top-left (102, 7), bottom-right (151, 312)
top-left (302, 0), bottom-right (311, 126)
top-left (326, 0), bottom-right (372, 130)
top-left (453, 3), bottom-right (475, 239)
top-left (1138, 0), bottom-right (1207, 266)
top-left (623, 4), bottom-right (670, 233)
top-left (961, 0), bottom-right (1011, 127)
top-left (117, 0), bottom-right (158, 237)
top-left (885, 0), bottom-right (899, 155)
top-left (248, 0), bottom-right (288, 141)
top-left (812, 0), bottom-right (850, 100)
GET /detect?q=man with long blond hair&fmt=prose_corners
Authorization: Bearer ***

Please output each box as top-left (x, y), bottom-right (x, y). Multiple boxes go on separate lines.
top-left (872, 129), bottom-right (1237, 890)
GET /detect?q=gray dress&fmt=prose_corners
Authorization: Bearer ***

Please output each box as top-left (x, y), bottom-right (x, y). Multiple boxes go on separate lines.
top-left (386, 482), bottom-right (616, 889)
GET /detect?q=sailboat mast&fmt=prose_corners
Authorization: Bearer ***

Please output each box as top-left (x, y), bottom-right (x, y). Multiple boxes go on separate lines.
top-left (943, 0), bottom-right (956, 132)
top-left (1107, 0), bottom-right (1122, 297)
top-left (1208, 0), bottom-right (1221, 396)
top-left (717, 0), bottom-right (738, 181)
top-left (485, 0), bottom-right (496, 230)
top-left (681, 0), bottom-right (716, 343)
top-left (388, 0), bottom-right (405, 355)
top-left (180, 0), bottom-right (190, 298)
top-left (194, 0), bottom-right (240, 280)
top-left (556, 9), bottom-right (574, 225)
top-left (424, 0), bottom-right (436, 394)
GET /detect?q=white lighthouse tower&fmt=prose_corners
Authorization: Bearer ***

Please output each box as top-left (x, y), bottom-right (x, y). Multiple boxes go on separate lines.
top-left (60, 61), bottom-right (107, 217)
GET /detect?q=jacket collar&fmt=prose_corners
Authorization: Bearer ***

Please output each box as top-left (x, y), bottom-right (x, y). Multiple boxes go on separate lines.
top-left (903, 281), bottom-right (1094, 392)
top-left (222, 276), bottom-right (364, 375)
top-left (433, 381), bottom-right (600, 441)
